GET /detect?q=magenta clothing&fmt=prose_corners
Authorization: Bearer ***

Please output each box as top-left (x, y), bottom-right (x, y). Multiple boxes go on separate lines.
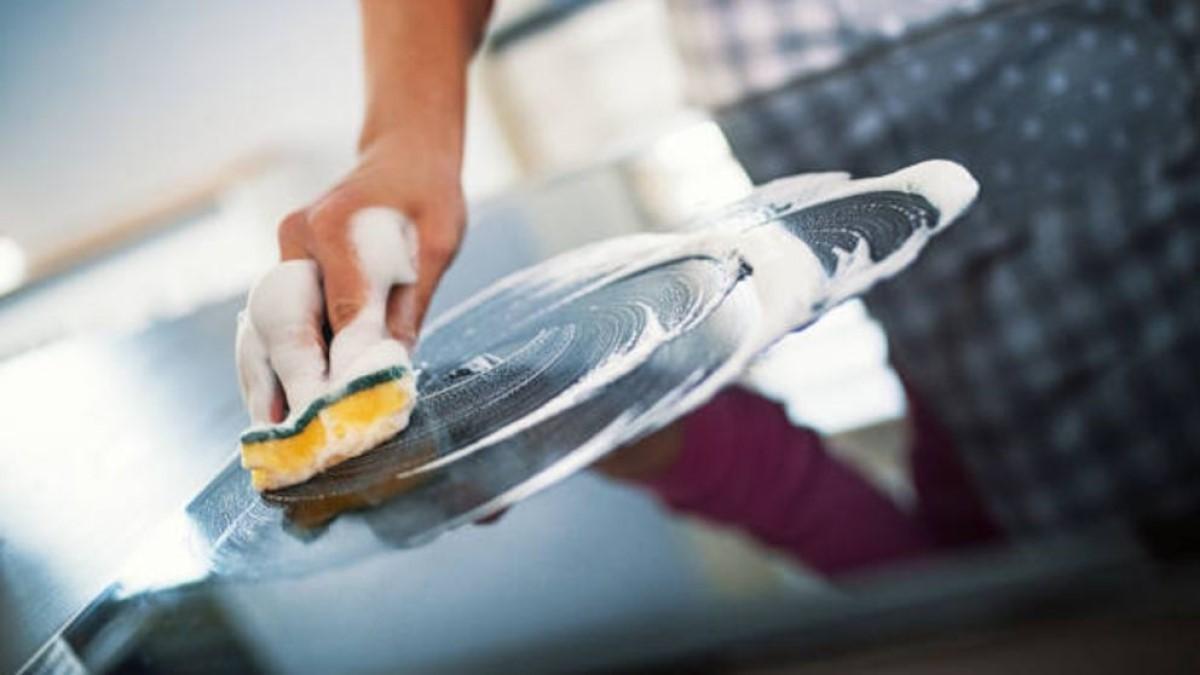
top-left (639, 388), bottom-right (999, 576)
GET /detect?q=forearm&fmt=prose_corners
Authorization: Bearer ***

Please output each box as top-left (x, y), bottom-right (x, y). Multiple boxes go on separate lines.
top-left (357, 0), bottom-right (494, 163)
top-left (630, 389), bottom-right (934, 576)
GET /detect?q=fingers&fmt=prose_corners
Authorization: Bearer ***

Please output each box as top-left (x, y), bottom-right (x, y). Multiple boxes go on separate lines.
top-left (310, 221), bottom-right (369, 334)
top-left (385, 285), bottom-right (418, 348)
top-left (386, 223), bottom-right (458, 347)
top-left (249, 187), bottom-right (437, 430)
top-left (246, 260), bottom-right (328, 413)
top-left (325, 207), bottom-right (419, 378)
top-left (235, 310), bottom-right (278, 425)
top-left (277, 210), bottom-right (310, 261)
top-left (349, 207), bottom-right (418, 286)
top-left (283, 200), bottom-right (382, 338)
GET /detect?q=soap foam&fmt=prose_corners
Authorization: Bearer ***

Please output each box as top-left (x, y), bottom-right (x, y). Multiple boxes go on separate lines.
top-left (212, 161), bottom-right (980, 575)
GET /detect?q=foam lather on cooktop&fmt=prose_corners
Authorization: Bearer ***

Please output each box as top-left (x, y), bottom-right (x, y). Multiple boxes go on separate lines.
top-left (256, 160), bottom-right (977, 526)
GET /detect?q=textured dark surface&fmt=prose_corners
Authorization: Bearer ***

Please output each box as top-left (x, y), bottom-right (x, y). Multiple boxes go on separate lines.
top-left (779, 191), bottom-right (940, 274)
top-left (194, 253), bottom-right (754, 576)
top-left (274, 256), bottom-right (741, 501)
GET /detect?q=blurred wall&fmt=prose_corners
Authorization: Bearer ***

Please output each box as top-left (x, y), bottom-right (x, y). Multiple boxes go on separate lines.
top-left (484, 0), bottom-right (692, 173)
top-left (0, 0), bottom-right (518, 258)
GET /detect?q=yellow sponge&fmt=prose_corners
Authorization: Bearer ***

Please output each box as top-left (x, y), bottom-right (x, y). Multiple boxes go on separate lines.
top-left (240, 366), bottom-right (416, 491)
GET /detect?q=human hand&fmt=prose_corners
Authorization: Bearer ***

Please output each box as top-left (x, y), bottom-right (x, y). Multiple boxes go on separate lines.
top-left (280, 131), bottom-right (465, 348)
top-left (236, 130), bottom-right (465, 424)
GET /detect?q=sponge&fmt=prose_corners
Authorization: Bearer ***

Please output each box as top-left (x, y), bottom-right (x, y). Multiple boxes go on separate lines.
top-left (235, 206), bottom-right (422, 492)
top-left (240, 366), bottom-right (417, 492)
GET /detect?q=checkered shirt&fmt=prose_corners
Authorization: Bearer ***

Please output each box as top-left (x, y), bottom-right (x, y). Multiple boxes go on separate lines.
top-left (667, 0), bottom-right (1013, 107)
top-left (678, 0), bottom-right (1200, 535)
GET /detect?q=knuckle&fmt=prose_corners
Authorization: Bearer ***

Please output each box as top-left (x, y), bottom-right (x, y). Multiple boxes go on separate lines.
top-left (422, 232), bottom-right (460, 266)
top-left (439, 198), bottom-right (468, 231)
top-left (307, 207), bottom-right (347, 241)
top-left (310, 185), bottom-right (367, 234)
top-left (326, 297), bottom-right (363, 329)
top-left (276, 210), bottom-right (307, 247)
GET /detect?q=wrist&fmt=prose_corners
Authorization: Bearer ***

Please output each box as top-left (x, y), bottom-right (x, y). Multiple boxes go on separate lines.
top-left (357, 118), bottom-right (400, 155)
top-left (356, 123), bottom-right (464, 185)
top-left (357, 85), bottom-right (465, 167)
top-left (358, 109), bottom-right (459, 156)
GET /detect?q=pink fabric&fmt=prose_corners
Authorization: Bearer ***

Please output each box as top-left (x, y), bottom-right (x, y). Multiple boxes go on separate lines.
top-left (639, 388), bottom-right (997, 576)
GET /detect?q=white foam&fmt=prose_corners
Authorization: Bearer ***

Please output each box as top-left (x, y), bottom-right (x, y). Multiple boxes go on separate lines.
top-left (419, 160), bottom-right (982, 493)
top-left (235, 162), bottom-right (979, 502)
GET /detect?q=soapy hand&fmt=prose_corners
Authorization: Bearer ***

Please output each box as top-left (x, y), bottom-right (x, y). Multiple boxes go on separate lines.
top-left (236, 131), bottom-right (465, 424)
top-left (280, 132), bottom-right (466, 348)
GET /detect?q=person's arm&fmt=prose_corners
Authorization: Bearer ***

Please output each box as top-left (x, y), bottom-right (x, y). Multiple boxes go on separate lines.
top-left (238, 2), bottom-right (494, 426)
top-left (599, 389), bottom-right (934, 576)
top-left (279, 0), bottom-right (494, 347)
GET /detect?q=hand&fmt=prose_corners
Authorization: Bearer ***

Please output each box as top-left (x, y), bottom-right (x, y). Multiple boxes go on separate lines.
top-left (236, 131), bottom-right (465, 425)
top-left (279, 131), bottom-right (465, 347)
top-left (237, 1), bottom-right (486, 428)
